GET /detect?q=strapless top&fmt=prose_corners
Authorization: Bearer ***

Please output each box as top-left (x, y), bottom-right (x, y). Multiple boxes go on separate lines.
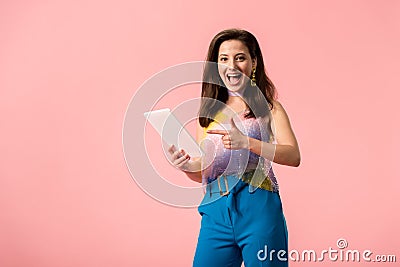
top-left (199, 108), bottom-right (279, 192)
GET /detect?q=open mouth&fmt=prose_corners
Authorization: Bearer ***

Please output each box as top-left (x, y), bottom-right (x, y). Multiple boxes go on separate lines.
top-left (226, 72), bottom-right (243, 86)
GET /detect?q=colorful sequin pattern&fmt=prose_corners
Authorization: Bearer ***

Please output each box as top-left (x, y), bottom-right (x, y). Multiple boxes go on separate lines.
top-left (200, 109), bottom-right (279, 192)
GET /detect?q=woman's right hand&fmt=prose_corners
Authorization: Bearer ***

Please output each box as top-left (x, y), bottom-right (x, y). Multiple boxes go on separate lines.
top-left (167, 144), bottom-right (191, 172)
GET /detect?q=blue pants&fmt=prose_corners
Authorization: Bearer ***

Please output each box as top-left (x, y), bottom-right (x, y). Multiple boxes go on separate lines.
top-left (193, 175), bottom-right (288, 267)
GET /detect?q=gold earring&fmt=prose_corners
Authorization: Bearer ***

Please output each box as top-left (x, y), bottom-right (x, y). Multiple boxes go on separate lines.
top-left (251, 68), bottom-right (256, 87)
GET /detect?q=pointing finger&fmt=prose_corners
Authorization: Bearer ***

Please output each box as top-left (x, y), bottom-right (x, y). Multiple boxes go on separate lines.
top-left (207, 130), bottom-right (228, 135)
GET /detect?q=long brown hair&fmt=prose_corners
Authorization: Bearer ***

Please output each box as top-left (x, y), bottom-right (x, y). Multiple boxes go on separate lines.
top-left (199, 28), bottom-right (277, 128)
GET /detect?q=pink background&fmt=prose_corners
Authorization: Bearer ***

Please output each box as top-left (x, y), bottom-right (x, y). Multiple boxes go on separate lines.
top-left (1, 0), bottom-right (399, 266)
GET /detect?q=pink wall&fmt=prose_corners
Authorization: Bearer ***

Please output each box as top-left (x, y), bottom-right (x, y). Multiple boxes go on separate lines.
top-left (1, 0), bottom-right (399, 266)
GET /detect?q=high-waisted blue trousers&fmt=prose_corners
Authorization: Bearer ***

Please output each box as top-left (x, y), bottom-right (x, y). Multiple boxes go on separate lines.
top-left (193, 175), bottom-right (288, 267)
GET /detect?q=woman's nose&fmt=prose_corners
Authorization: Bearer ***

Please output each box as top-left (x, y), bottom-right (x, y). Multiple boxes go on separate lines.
top-left (226, 59), bottom-right (237, 70)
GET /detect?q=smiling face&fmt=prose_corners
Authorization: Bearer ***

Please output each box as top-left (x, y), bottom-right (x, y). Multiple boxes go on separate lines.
top-left (217, 39), bottom-right (257, 93)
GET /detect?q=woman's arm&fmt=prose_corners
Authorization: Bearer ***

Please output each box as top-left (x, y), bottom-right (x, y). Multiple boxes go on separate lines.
top-left (183, 160), bottom-right (202, 183)
top-left (248, 100), bottom-right (301, 167)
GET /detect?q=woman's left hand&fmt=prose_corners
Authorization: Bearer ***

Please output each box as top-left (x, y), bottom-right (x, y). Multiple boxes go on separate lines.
top-left (207, 118), bottom-right (249, 150)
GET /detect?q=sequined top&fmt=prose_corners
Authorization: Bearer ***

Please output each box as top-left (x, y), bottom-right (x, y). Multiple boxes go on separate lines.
top-left (200, 108), bottom-right (279, 192)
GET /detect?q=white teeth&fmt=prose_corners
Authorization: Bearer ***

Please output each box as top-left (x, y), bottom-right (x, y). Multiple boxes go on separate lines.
top-left (227, 73), bottom-right (242, 84)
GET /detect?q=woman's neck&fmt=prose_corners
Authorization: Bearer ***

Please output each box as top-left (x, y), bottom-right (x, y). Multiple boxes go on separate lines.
top-left (226, 95), bottom-right (247, 114)
top-left (227, 87), bottom-right (245, 97)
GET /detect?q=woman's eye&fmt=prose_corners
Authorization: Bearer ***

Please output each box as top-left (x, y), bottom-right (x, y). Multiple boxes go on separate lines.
top-left (236, 56), bottom-right (245, 61)
top-left (220, 57), bottom-right (227, 62)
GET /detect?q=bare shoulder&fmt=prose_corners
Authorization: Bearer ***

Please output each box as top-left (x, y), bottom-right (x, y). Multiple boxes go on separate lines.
top-left (270, 100), bottom-right (286, 115)
top-left (269, 99), bottom-right (294, 129)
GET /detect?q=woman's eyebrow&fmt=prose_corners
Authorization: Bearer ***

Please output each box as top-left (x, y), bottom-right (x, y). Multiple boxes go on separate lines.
top-left (219, 52), bottom-right (246, 57)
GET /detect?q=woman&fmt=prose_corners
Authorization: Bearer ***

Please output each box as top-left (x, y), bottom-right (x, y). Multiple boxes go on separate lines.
top-left (168, 28), bottom-right (300, 267)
